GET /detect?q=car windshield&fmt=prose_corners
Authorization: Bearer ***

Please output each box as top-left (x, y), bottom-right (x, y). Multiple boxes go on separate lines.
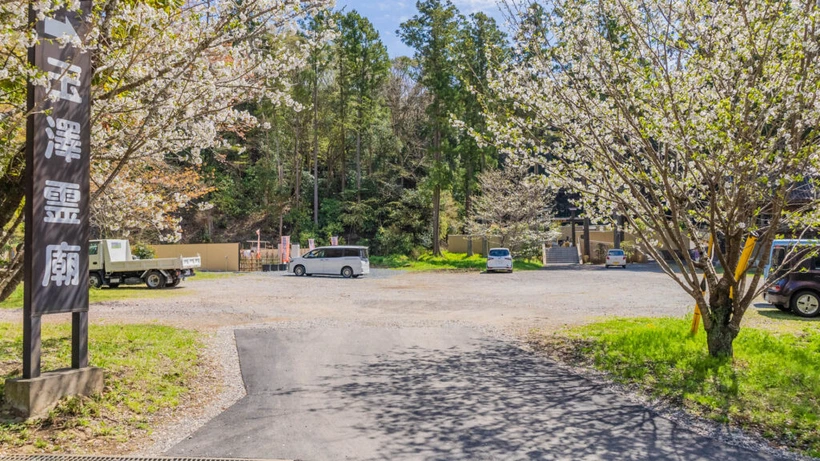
top-left (608, 250), bottom-right (624, 256)
top-left (489, 249), bottom-right (510, 257)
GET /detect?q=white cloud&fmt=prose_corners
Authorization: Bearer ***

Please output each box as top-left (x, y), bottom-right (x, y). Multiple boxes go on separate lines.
top-left (375, 1), bottom-right (407, 11)
top-left (452, 0), bottom-right (500, 13)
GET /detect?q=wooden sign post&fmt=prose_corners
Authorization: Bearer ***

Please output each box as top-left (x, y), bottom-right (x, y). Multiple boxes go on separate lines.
top-left (5, 1), bottom-right (103, 419)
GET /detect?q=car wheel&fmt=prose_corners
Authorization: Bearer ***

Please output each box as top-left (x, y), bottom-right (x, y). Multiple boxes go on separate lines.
top-left (773, 303), bottom-right (790, 312)
top-left (341, 266), bottom-right (353, 278)
top-left (623, 265), bottom-right (627, 269)
top-left (791, 290), bottom-right (820, 317)
top-left (293, 265), bottom-right (306, 277)
top-left (168, 276), bottom-right (181, 287)
top-left (145, 270), bottom-right (166, 289)
top-left (89, 273), bottom-right (102, 289)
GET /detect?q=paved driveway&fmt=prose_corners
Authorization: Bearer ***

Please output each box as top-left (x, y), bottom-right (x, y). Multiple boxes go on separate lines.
top-left (170, 326), bottom-right (783, 461)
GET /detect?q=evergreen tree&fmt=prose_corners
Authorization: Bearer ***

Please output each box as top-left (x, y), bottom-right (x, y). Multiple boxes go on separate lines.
top-left (338, 11), bottom-right (391, 202)
top-left (399, 0), bottom-right (462, 256)
top-left (454, 12), bottom-right (508, 255)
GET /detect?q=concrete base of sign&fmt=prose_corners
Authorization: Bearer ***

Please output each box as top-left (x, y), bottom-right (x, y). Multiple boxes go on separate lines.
top-left (4, 367), bottom-right (104, 419)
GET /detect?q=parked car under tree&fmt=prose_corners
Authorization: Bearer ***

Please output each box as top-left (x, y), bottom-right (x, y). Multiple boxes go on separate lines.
top-left (766, 252), bottom-right (820, 318)
top-left (486, 248), bottom-right (513, 273)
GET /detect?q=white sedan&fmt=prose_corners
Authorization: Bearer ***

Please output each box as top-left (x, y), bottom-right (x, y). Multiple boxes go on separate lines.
top-left (487, 248), bottom-right (513, 273)
top-left (605, 249), bottom-right (627, 268)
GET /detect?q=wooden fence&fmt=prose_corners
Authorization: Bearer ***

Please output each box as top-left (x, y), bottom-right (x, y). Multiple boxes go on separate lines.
top-left (238, 248), bottom-right (311, 272)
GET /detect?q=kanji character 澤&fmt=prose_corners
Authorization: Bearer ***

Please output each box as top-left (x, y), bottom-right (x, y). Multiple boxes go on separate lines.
top-left (45, 116), bottom-right (81, 162)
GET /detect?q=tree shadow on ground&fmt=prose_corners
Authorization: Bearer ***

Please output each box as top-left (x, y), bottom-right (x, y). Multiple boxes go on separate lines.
top-left (755, 308), bottom-right (820, 322)
top-left (540, 262), bottom-right (668, 273)
top-left (324, 341), bottom-right (776, 461)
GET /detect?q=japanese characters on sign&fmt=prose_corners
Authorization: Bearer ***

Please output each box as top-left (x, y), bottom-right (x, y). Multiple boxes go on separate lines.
top-left (25, 3), bottom-right (92, 316)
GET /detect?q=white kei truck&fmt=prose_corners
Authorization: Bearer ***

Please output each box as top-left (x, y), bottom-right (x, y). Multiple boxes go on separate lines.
top-left (88, 239), bottom-right (201, 289)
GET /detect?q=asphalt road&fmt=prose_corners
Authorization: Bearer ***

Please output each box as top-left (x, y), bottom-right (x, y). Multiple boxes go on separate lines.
top-left (169, 326), bottom-right (784, 461)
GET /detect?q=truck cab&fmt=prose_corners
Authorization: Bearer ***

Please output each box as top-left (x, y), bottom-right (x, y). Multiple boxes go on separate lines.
top-left (89, 239), bottom-right (200, 289)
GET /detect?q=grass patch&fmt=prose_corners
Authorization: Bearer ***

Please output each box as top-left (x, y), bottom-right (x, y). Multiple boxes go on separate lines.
top-left (1, 284), bottom-right (186, 310)
top-left (0, 286), bottom-right (23, 310)
top-left (370, 251), bottom-right (542, 271)
top-left (0, 323), bottom-right (203, 454)
top-left (531, 317), bottom-right (820, 457)
top-left (189, 271), bottom-right (243, 281)
top-left (1, 271), bottom-right (241, 309)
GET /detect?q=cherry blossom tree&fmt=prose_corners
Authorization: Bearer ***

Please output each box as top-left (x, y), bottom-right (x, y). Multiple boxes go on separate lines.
top-left (467, 167), bottom-right (558, 258)
top-left (487, 0), bottom-right (820, 357)
top-left (0, 0), bottom-right (332, 300)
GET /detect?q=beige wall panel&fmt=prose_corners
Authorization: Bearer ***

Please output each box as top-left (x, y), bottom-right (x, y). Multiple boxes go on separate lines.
top-left (151, 243), bottom-right (241, 272)
top-left (447, 235), bottom-right (503, 255)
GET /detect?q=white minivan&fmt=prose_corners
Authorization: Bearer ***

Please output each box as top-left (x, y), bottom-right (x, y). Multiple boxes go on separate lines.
top-left (289, 246), bottom-right (370, 278)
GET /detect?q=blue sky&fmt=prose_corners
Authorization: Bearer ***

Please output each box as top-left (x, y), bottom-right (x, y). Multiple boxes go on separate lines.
top-left (336, 1), bottom-right (506, 58)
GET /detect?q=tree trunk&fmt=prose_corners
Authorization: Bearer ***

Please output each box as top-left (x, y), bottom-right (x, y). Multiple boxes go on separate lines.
top-left (433, 185), bottom-right (441, 256)
top-left (0, 149), bottom-right (26, 241)
top-left (432, 128), bottom-right (442, 256)
top-left (294, 135), bottom-right (301, 202)
top-left (340, 117), bottom-right (346, 194)
top-left (465, 161), bottom-right (473, 257)
top-left (0, 248), bottom-right (23, 303)
top-left (0, 153), bottom-right (25, 303)
top-left (704, 280), bottom-right (739, 358)
top-left (356, 93), bottom-right (363, 203)
top-left (313, 71), bottom-right (319, 227)
top-left (356, 129), bottom-right (361, 202)
top-left (337, 47), bottom-right (347, 195)
top-left (706, 322), bottom-right (737, 358)
top-left (339, 58), bottom-right (347, 194)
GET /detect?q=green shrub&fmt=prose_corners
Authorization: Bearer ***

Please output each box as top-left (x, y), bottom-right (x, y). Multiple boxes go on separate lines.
top-left (131, 242), bottom-right (156, 260)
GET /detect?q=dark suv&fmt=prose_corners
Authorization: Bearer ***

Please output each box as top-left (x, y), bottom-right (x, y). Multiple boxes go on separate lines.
top-left (766, 254), bottom-right (820, 318)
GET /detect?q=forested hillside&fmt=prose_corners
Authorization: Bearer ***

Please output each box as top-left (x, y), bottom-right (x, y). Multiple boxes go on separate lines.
top-left (0, 0), bottom-right (533, 302)
top-left (187, 2), bottom-right (510, 256)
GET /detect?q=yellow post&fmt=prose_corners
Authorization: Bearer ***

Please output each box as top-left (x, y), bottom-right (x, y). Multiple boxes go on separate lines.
top-left (730, 235), bottom-right (757, 299)
top-left (691, 235), bottom-right (713, 336)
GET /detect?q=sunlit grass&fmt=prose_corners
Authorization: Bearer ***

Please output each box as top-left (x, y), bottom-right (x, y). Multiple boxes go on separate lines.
top-left (188, 271), bottom-right (243, 281)
top-left (531, 317), bottom-right (820, 457)
top-left (370, 251), bottom-right (542, 271)
top-left (0, 284), bottom-right (186, 310)
top-left (0, 323), bottom-right (202, 453)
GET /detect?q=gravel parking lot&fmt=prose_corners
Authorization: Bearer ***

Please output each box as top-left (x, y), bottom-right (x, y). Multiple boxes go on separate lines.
top-left (0, 265), bottom-right (696, 334)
